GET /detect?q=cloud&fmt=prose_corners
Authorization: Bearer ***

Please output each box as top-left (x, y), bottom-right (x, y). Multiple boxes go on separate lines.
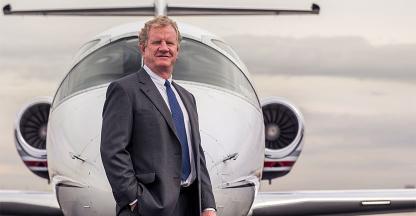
top-left (0, 36), bottom-right (74, 81)
top-left (226, 35), bottom-right (416, 82)
top-left (305, 111), bottom-right (416, 149)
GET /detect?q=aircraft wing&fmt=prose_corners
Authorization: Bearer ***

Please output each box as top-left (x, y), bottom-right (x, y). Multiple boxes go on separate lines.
top-left (250, 189), bottom-right (416, 216)
top-left (0, 190), bottom-right (63, 216)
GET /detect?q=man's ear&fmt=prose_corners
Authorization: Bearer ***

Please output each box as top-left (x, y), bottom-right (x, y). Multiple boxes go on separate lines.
top-left (139, 44), bottom-right (145, 54)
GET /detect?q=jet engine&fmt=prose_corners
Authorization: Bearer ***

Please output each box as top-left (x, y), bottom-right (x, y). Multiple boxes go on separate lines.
top-left (14, 97), bottom-right (51, 180)
top-left (261, 97), bottom-right (305, 182)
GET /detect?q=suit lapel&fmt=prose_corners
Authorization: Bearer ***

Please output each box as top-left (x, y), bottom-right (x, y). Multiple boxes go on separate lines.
top-left (136, 69), bottom-right (179, 141)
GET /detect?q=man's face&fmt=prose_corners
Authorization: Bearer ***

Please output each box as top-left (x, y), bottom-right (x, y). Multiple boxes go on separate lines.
top-left (141, 25), bottom-right (179, 76)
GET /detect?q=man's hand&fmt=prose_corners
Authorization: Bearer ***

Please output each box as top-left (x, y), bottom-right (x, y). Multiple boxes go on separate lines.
top-left (129, 202), bottom-right (137, 212)
top-left (201, 210), bottom-right (216, 216)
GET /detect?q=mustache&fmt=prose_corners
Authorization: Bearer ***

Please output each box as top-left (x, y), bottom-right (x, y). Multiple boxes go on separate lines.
top-left (155, 52), bottom-right (171, 57)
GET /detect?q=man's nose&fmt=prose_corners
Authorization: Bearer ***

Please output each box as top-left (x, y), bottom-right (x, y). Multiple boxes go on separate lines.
top-left (159, 41), bottom-right (169, 51)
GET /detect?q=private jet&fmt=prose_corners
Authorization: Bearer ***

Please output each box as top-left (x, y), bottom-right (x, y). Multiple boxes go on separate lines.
top-left (1, 1), bottom-right (416, 215)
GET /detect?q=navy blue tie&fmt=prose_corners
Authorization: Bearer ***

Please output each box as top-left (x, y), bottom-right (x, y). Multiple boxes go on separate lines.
top-left (164, 80), bottom-right (191, 181)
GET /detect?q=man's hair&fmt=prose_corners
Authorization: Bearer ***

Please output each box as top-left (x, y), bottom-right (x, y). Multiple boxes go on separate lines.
top-left (138, 16), bottom-right (182, 48)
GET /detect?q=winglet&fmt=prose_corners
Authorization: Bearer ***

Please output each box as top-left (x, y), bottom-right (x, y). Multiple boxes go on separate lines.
top-left (3, 4), bottom-right (11, 15)
top-left (312, 3), bottom-right (320, 14)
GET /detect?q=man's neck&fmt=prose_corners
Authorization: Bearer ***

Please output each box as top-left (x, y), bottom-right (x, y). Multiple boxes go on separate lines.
top-left (145, 65), bottom-right (173, 80)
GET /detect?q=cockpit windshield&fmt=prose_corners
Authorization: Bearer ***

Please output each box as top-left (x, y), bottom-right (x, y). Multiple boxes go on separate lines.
top-left (52, 37), bottom-right (258, 108)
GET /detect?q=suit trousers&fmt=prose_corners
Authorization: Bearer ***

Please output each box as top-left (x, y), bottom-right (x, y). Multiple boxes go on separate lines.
top-left (171, 181), bottom-right (199, 216)
top-left (118, 182), bottom-right (199, 216)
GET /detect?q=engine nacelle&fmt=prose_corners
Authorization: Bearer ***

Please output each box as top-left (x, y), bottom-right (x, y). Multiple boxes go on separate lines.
top-left (14, 97), bottom-right (52, 180)
top-left (261, 97), bottom-right (305, 182)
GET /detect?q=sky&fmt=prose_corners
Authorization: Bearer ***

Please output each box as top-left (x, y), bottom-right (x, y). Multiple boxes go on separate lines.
top-left (1, 0), bottom-right (416, 214)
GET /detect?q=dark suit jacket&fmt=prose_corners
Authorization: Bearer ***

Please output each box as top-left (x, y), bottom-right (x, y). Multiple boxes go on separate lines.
top-left (100, 68), bottom-right (216, 216)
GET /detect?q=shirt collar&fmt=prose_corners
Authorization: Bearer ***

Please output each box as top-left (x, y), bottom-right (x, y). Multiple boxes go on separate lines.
top-left (143, 65), bottom-right (173, 86)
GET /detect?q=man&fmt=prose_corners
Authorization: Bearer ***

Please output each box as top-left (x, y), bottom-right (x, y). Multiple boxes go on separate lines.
top-left (100, 16), bottom-right (217, 216)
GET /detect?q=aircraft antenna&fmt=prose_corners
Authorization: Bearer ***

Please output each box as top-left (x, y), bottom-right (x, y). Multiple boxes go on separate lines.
top-left (155, 0), bottom-right (167, 16)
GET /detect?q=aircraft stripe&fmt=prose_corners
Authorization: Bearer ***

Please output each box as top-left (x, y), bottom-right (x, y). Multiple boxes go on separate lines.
top-left (263, 167), bottom-right (291, 171)
top-left (23, 160), bottom-right (48, 168)
top-left (264, 161), bottom-right (295, 168)
top-left (27, 166), bottom-right (48, 171)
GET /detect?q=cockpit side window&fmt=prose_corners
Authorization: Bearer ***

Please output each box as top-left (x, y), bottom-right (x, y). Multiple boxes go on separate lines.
top-left (66, 37), bottom-right (140, 96)
top-left (52, 37), bottom-right (141, 107)
top-left (211, 39), bottom-right (241, 62)
top-left (174, 39), bottom-right (258, 106)
top-left (74, 39), bottom-right (100, 58)
top-left (52, 37), bottom-right (258, 108)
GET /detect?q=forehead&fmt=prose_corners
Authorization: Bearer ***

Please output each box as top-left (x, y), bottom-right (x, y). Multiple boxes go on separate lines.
top-left (148, 25), bottom-right (177, 38)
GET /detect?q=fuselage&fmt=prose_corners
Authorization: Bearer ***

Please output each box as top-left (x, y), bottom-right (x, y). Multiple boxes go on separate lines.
top-left (46, 21), bottom-right (265, 216)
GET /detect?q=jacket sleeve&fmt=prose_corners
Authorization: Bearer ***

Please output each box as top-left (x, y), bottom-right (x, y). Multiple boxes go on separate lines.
top-left (192, 95), bottom-right (217, 210)
top-left (100, 82), bottom-right (138, 209)
top-left (199, 144), bottom-right (217, 210)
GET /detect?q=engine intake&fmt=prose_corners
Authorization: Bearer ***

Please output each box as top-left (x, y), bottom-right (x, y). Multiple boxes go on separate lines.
top-left (261, 97), bottom-right (305, 182)
top-left (263, 103), bottom-right (299, 150)
top-left (14, 97), bottom-right (51, 180)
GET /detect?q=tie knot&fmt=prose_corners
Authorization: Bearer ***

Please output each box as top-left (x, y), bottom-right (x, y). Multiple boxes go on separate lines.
top-left (164, 80), bottom-right (171, 88)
